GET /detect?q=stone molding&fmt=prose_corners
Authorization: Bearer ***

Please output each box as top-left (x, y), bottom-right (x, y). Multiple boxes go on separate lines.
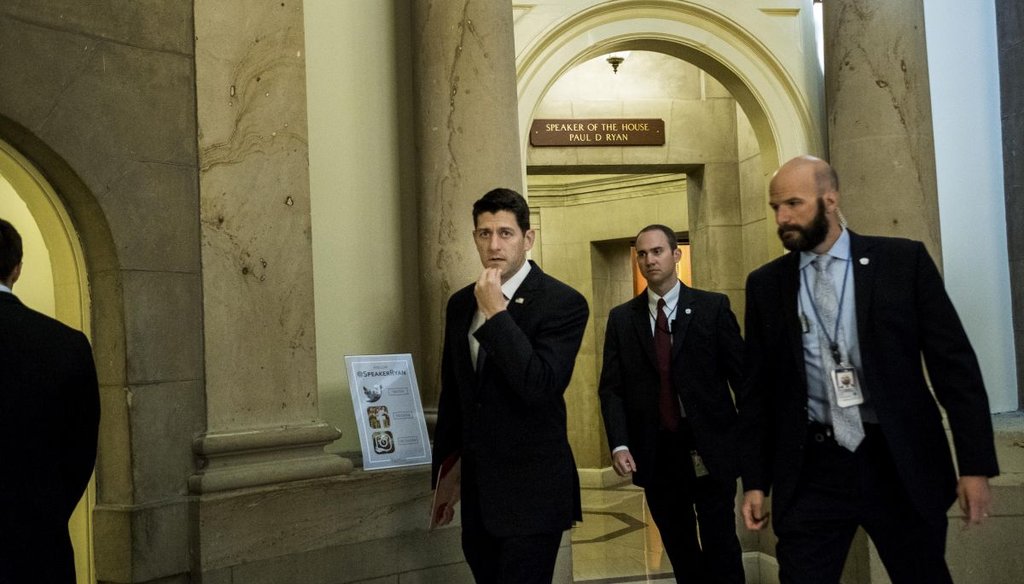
top-left (189, 422), bottom-right (352, 493)
top-left (528, 173), bottom-right (687, 207)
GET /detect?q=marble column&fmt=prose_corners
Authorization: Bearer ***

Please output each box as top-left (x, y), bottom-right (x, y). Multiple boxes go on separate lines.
top-left (411, 1), bottom-right (524, 407)
top-left (824, 0), bottom-right (942, 262)
top-left (996, 0), bottom-right (1024, 408)
top-left (687, 163), bottom-right (745, 310)
top-left (825, 6), bottom-right (943, 580)
top-left (190, 0), bottom-right (350, 493)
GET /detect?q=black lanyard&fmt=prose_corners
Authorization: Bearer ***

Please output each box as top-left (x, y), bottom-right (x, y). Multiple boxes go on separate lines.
top-left (801, 257), bottom-right (852, 364)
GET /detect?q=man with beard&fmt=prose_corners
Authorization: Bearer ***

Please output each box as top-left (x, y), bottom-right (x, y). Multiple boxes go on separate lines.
top-left (739, 156), bottom-right (998, 583)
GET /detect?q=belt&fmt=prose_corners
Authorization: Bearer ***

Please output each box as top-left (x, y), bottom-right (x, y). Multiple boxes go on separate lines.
top-left (807, 421), bottom-right (882, 444)
top-left (807, 421), bottom-right (833, 443)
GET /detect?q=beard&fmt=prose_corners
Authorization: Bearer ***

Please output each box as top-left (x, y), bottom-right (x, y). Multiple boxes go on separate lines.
top-left (778, 197), bottom-right (830, 251)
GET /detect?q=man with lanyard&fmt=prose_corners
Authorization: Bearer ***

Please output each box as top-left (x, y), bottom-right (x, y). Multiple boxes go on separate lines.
top-left (739, 156), bottom-right (998, 583)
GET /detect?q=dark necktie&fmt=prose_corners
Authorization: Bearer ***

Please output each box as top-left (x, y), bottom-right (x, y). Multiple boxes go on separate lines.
top-left (655, 298), bottom-right (680, 432)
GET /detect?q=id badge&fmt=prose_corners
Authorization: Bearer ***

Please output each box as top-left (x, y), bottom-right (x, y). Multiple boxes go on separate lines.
top-left (690, 450), bottom-right (710, 478)
top-left (830, 365), bottom-right (864, 408)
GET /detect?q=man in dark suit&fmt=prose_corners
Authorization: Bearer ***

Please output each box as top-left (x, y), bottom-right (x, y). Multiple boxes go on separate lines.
top-left (0, 218), bottom-right (100, 584)
top-left (599, 224), bottom-right (745, 583)
top-left (740, 156), bottom-right (999, 583)
top-left (431, 188), bottom-right (588, 584)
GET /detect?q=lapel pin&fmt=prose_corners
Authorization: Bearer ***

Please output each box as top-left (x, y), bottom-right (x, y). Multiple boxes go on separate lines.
top-left (685, 308), bottom-right (692, 315)
top-left (859, 257), bottom-right (870, 265)
top-left (515, 297), bottom-right (524, 304)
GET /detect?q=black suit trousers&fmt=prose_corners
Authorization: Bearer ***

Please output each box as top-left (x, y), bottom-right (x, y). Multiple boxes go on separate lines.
top-left (644, 424), bottom-right (744, 584)
top-left (460, 458), bottom-right (564, 584)
top-left (774, 424), bottom-right (952, 584)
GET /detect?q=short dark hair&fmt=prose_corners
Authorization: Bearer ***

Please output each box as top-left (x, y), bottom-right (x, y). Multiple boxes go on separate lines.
top-left (472, 188), bottom-right (530, 233)
top-left (0, 218), bottom-right (23, 282)
top-left (636, 224), bottom-right (678, 250)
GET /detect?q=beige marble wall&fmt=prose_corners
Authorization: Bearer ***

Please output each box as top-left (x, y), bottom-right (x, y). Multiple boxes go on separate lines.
top-left (196, 468), bottom-right (471, 583)
top-left (196, 0), bottom-right (317, 429)
top-left (412, 1), bottom-right (524, 406)
top-left (303, 1), bottom-right (420, 457)
top-left (514, 0), bottom-right (826, 183)
top-left (738, 103), bottom-right (771, 314)
top-left (190, 0), bottom-right (349, 498)
top-left (0, 2), bottom-right (203, 580)
top-left (528, 54), bottom-right (746, 298)
top-left (824, 0), bottom-right (941, 261)
top-left (529, 53), bottom-right (736, 168)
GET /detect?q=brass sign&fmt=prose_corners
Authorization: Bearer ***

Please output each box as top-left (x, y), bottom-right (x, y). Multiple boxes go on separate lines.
top-left (530, 118), bottom-right (665, 147)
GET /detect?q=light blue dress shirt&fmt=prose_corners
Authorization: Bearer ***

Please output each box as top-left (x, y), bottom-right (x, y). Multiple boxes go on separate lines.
top-left (799, 229), bottom-right (875, 424)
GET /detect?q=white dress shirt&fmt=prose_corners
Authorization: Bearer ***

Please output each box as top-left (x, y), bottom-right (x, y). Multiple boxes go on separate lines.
top-left (469, 261), bottom-right (532, 366)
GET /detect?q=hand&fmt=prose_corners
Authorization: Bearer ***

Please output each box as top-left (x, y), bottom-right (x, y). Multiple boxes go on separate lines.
top-left (433, 496), bottom-right (458, 528)
top-left (957, 475), bottom-right (992, 527)
top-left (612, 450), bottom-right (636, 477)
top-left (742, 490), bottom-right (770, 530)
top-left (474, 268), bottom-right (507, 318)
top-left (430, 459), bottom-right (462, 529)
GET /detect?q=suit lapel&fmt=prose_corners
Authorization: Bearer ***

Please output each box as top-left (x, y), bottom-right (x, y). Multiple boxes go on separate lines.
top-left (849, 231), bottom-right (875, 343)
top-left (780, 251), bottom-right (804, 368)
top-left (450, 290), bottom-right (479, 391)
top-left (671, 283), bottom-right (694, 362)
top-left (629, 293), bottom-right (659, 371)
top-left (505, 262), bottom-right (543, 320)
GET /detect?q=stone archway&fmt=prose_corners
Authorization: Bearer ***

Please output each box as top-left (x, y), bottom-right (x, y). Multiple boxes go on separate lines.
top-left (0, 120), bottom-right (124, 584)
top-left (513, 4), bottom-right (827, 577)
top-left (516, 1), bottom-right (824, 159)
top-left (513, 0), bottom-right (826, 433)
top-left (0, 134), bottom-right (106, 584)
top-left (516, 0), bottom-right (827, 317)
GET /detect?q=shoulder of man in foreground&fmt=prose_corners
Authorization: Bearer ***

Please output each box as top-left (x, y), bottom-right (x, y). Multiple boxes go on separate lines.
top-left (1, 294), bottom-right (89, 343)
top-left (747, 250), bottom-right (794, 283)
top-left (851, 231), bottom-right (927, 252)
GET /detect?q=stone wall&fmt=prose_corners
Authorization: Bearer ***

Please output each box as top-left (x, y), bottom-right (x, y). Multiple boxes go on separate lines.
top-left (0, 2), bottom-right (203, 581)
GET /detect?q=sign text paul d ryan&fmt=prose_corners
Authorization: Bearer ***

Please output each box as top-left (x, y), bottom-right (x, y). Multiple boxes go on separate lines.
top-left (530, 119), bottom-right (665, 147)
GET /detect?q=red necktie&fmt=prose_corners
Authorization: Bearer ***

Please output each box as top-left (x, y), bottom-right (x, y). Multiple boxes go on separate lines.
top-left (655, 298), bottom-right (680, 431)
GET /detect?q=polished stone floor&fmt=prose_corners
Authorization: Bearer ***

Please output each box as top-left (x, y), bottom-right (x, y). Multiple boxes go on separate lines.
top-left (570, 483), bottom-right (680, 583)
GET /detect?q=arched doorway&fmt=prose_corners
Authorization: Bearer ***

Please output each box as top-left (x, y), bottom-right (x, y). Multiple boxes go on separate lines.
top-left (514, 2), bottom-right (825, 579)
top-left (0, 137), bottom-right (95, 583)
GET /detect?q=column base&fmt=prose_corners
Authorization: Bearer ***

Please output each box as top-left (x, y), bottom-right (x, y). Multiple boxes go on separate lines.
top-left (189, 422), bottom-right (352, 493)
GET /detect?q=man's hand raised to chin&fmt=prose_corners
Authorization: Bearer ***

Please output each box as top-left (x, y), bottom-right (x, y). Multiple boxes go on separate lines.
top-left (475, 268), bottom-right (508, 318)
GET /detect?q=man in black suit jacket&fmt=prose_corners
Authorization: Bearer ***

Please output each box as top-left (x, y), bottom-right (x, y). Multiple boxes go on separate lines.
top-left (740, 156), bottom-right (999, 583)
top-left (599, 224), bottom-right (745, 583)
top-left (431, 188), bottom-right (588, 584)
top-left (0, 218), bottom-right (100, 584)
